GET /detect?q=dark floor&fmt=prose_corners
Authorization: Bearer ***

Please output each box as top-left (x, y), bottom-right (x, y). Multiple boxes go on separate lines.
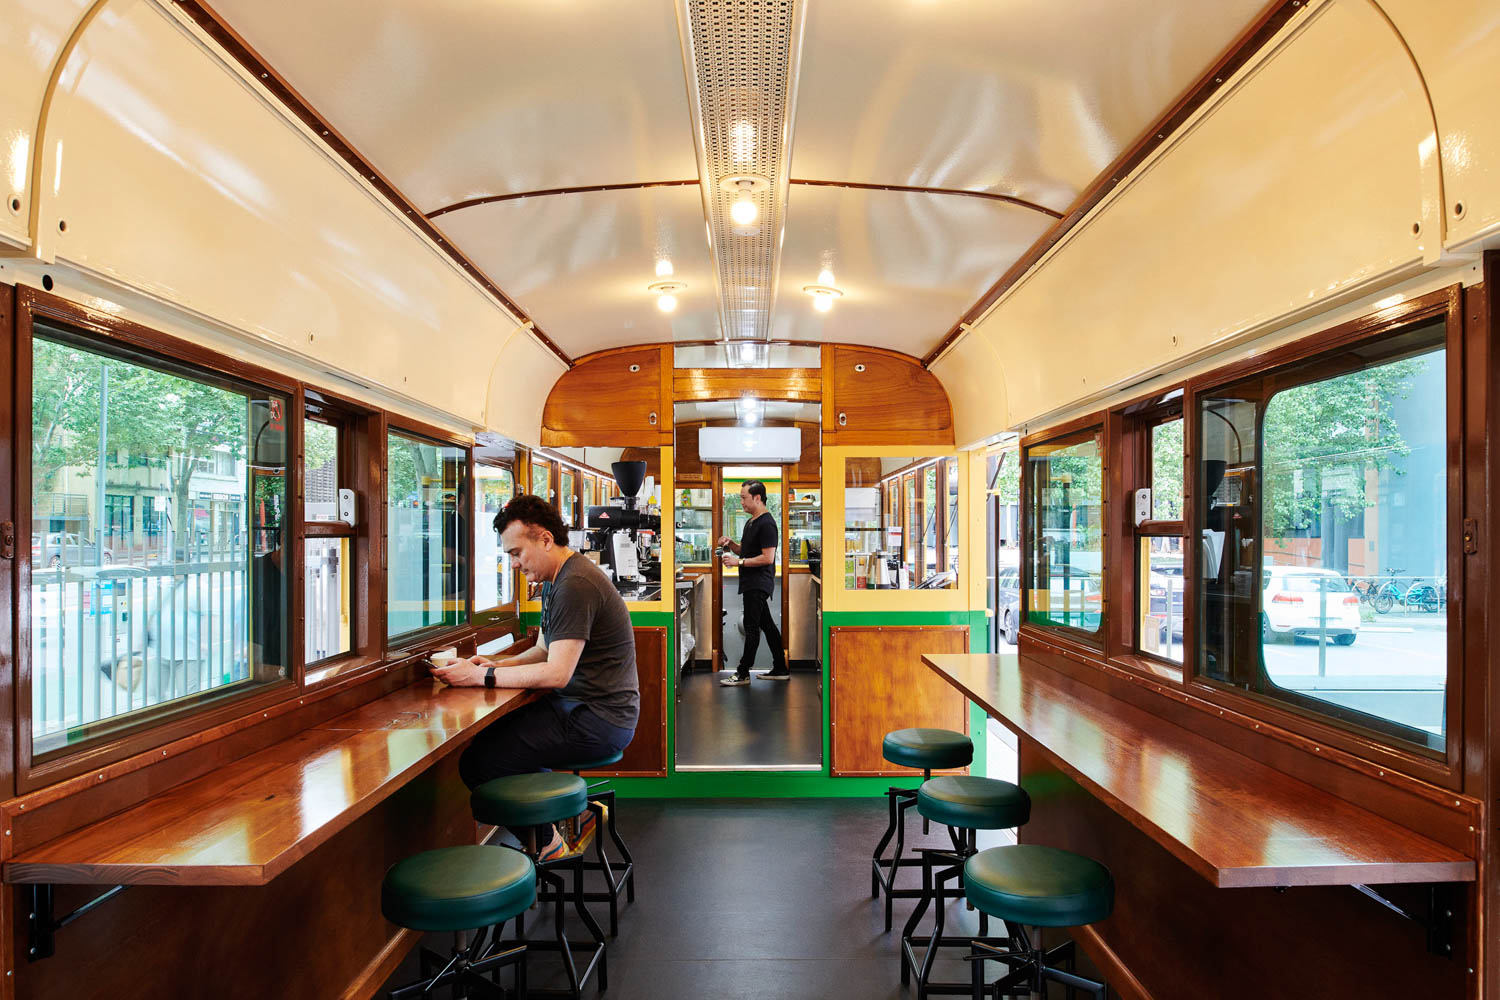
top-left (383, 797), bottom-right (1098, 1000)
top-left (673, 669), bottom-right (822, 769)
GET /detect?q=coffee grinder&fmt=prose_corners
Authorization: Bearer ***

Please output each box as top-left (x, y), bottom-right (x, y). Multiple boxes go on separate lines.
top-left (585, 460), bottom-right (662, 584)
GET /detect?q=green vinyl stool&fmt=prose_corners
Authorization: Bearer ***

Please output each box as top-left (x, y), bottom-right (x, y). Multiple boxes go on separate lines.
top-left (871, 728), bottom-right (974, 933)
top-left (560, 749), bottom-right (636, 936)
top-left (900, 776), bottom-right (1031, 1000)
top-left (472, 772), bottom-right (606, 999)
top-left (380, 844), bottom-right (534, 999)
top-left (963, 845), bottom-right (1115, 998)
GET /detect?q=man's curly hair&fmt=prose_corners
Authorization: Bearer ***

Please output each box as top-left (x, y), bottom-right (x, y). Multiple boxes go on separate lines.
top-left (494, 494), bottom-right (569, 546)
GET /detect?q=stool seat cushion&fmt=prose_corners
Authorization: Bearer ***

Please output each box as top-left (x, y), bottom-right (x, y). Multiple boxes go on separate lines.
top-left (382, 845), bottom-right (536, 933)
top-left (471, 772), bottom-right (589, 828)
top-left (564, 749), bottom-right (625, 771)
top-left (881, 728), bottom-right (974, 771)
top-left (963, 845), bottom-right (1114, 928)
top-left (917, 776), bottom-right (1030, 830)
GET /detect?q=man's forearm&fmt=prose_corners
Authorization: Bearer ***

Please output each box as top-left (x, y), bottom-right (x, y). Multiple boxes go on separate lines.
top-left (490, 658), bottom-right (571, 690)
top-left (481, 644), bottom-right (548, 667)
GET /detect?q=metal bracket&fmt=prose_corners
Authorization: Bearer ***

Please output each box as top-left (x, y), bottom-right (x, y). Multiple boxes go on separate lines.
top-left (27, 883), bottom-right (129, 961)
top-left (1351, 883), bottom-right (1456, 958)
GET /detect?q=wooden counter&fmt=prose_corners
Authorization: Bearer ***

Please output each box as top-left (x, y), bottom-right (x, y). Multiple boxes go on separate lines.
top-left (3, 682), bottom-right (538, 887)
top-left (922, 653), bottom-right (1475, 888)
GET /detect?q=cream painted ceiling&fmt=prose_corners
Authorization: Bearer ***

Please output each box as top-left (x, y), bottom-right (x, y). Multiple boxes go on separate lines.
top-left (208, 0), bottom-right (1267, 364)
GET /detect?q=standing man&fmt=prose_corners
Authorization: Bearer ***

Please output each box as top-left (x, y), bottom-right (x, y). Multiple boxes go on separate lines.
top-left (434, 494), bottom-right (638, 859)
top-left (718, 479), bottom-right (789, 685)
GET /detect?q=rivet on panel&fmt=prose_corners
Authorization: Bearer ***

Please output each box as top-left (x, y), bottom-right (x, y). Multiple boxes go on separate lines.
top-left (629, 364), bottom-right (640, 373)
top-left (1453, 202), bottom-right (1466, 219)
top-left (260, 72), bottom-right (267, 79)
top-left (57, 220), bottom-right (67, 233)
top-left (7, 197), bottom-right (18, 214)
top-left (854, 363), bottom-right (865, 373)
top-left (1412, 221), bottom-right (1422, 236)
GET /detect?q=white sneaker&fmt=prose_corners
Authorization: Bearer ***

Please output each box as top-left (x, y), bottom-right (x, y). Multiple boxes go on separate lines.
top-left (719, 673), bottom-right (751, 686)
top-left (753, 670), bottom-right (791, 681)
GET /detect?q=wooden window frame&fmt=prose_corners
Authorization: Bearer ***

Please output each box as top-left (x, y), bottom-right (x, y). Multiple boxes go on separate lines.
top-left (383, 420), bottom-right (473, 649)
top-left (1179, 286), bottom-right (1466, 786)
top-left (14, 287), bottom-right (304, 791)
top-left (472, 454), bottom-right (520, 642)
top-left (1019, 419), bottom-right (1108, 651)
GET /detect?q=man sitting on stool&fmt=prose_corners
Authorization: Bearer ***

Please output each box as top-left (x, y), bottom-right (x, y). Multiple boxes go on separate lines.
top-left (435, 494), bottom-right (638, 860)
top-left (718, 479), bottom-right (789, 686)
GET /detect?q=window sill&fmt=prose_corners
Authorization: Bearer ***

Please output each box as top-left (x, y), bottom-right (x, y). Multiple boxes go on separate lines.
top-left (1108, 653), bottom-right (1185, 685)
top-left (305, 653), bottom-right (385, 688)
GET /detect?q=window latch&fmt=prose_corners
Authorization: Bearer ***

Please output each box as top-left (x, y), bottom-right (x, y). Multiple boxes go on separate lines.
top-left (1463, 517), bottom-right (1478, 555)
top-left (0, 520), bottom-right (13, 560)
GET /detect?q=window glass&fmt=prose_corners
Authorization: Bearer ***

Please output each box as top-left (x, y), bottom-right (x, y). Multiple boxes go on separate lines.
top-left (1197, 318), bottom-right (1447, 751)
top-left (946, 460), bottom-right (960, 574)
top-left (29, 325), bottom-right (288, 757)
top-left (788, 487), bottom-right (821, 566)
top-left (844, 457), bottom-right (955, 589)
top-left (923, 466), bottom-right (938, 579)
top-left (560, 469), bottom-right (576, 527)
top-left (304, 421), bottom-right (340, 522)
top-left (531, 461), bottom-right (550, 503)
top-left (387, 432), bottom-right (467, 638)
top-left (1139, 537), bottom-right (1184, 662)
top-left (1151, 419), bottom-right (1184, 520)
top-left (304, 537), bottom-right (351, 662)
top-left (475, 465), bottom-right (515, 611)
top-left (1025, 432), bottom-right (1104, 632)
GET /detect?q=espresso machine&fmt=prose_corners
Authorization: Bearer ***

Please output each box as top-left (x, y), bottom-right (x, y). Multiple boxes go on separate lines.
top-left (585, 461), bottom-right (662, 595)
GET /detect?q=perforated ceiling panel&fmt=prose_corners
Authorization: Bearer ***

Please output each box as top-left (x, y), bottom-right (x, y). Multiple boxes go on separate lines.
top-left (680, 0), bottom-right (804, 348)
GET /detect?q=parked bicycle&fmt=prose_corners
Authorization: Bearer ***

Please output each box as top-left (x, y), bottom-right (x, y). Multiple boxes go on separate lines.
top-left (1402, 576), bottom-right (1443, 613)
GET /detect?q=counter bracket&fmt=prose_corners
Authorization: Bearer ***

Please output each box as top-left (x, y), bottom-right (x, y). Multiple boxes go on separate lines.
top-left (27, 882), bottom-right (129, 961)
top-left (1350, 882), bottom-right (1456, 957)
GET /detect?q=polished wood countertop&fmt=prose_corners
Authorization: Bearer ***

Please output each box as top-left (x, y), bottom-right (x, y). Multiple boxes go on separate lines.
top-left (4, 681), bottom-right (539, 887)
top-left (922, 653), bottom-right (1475, 889)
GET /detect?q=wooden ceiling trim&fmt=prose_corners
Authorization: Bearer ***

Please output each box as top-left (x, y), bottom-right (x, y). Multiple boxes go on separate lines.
top-left (921, 0), bottom-right (1307, 369)
top-left (425, 180), bottom-right (701, 220)
top-left (789, 179), bottom-right (1064, 220)
top-left (672, 368), bottom-right (823, 403)
top-left (174, 0), bottom-right (574, 369)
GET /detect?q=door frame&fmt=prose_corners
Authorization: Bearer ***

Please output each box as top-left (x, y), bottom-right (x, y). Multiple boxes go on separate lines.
top-left (710, 464), bottom-right (792, 672)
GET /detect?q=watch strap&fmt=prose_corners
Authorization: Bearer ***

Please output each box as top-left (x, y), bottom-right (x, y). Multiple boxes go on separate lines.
top-left (484, 666), bottom-right (497, 689)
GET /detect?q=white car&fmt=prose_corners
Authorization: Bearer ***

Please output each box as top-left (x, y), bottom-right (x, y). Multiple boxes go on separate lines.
top-left (1262, 565), bottom-right (1359, 645)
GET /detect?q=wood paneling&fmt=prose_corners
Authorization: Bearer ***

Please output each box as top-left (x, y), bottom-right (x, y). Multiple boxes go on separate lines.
top-left (925, 653), bottom-right (1475, 887)
top-left (581, 627), bottom-right (668, 777)
top-left (541, 347), bottom-right (668, 447)
top-left (4, 683), bottom-right (538, 885)
top-left (824, 346), bottom-right (954, 446)
top-left (672, 368), bottom-right (821, 403)
top-left (829, 626), bottom-right (969, 776)
top-left (845, 456), bottom-right (882, 487)
top-left (1022, 750), bottom-right (1473, 1000)
top-left (11, 752), bottom-right (475, 1000)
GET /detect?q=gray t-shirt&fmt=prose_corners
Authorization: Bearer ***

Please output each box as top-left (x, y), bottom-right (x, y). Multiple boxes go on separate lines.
top-left (541, 553), bottom-right (640, 730)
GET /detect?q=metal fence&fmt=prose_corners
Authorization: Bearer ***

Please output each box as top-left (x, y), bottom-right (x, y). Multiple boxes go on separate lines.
top-left (30, 558), bottom-right (249, 754)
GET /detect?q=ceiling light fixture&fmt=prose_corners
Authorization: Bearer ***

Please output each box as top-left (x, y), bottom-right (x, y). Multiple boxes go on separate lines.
top-left (719, 174), bottom-right (770, 228)
top-left (739, 342), bottom-right (757, 364)
top-left (649, 280), bottom-right (686, 313)
top-left (656, 258), bottom-right (674, 278)
top-left (804, 283), bottom-right (844, 313)
top-left (730, 120), bottom-right (756, 164)
top-left (736, 394), bottom-right (764, 427)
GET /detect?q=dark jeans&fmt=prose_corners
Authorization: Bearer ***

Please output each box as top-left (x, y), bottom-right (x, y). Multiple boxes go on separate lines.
top-left (459, 694), bottom-right (635, 845)
top-left (738, 589), bottom-right (786, 677)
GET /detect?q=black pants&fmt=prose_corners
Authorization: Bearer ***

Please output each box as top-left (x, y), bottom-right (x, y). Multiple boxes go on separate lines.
top-left (738, 589), bottom-right (787, 677)
top-left (459, 694), bottom-right (635, 844)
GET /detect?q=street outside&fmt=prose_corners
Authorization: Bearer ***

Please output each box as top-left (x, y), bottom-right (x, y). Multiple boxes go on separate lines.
top-left (1152, 610), bottom-right (1446, 735)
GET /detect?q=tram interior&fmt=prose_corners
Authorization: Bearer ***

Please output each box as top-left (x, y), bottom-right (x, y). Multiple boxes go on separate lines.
top-left (0, 0), bottom-right (1497, 998)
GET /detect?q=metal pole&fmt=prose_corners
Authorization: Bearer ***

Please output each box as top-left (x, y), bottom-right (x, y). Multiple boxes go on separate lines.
top-left (95, 364), bottom-right (108, 569)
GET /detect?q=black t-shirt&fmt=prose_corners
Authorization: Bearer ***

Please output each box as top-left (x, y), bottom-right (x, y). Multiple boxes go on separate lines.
top-left (541, 554), bottom-right (640, 730)
top-left (738, 511), bottom-right (778, 595)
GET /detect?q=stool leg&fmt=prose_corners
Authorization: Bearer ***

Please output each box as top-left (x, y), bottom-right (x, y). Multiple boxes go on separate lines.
top-left (887, 796), bottom-right (916, 932)
top-left (585, 800), bottom-right (619, 936)
top-left (595, 789), bottom-right (636, 903)
top-left (916, 858), bottom-right (955, 1000)
top-left (571, 856), bottom-right (608, 993)
top-left (872, 788), bottom-right (899, 898)
top-left (921, 768), bottom-right (931, 835)
top-left (899, 850), bottom-right (933, 986)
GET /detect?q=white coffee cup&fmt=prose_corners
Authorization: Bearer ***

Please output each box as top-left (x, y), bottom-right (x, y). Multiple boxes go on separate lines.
top-left (429, 647), bottom-right (459, 667)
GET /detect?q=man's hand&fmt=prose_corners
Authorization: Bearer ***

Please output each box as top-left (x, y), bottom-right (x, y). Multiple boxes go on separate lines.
top-left (431, 656), bottom-right (487, 687)
top-left (716, 535), bottom-right (734, 548)
top-left (722, 553), bottom-right (740, 567)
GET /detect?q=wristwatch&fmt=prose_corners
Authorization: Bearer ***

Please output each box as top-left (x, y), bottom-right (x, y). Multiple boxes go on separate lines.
top-left (484, 666), bottom-right (497, 689)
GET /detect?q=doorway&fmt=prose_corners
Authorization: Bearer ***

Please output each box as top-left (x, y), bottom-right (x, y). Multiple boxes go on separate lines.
top-left (673, 455), bottom-right (822, 771)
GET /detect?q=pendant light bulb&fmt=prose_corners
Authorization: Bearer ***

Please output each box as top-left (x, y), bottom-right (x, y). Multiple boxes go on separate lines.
top-left (731, 196), bottom-right (758, 226)
top-left (656, 258), bottom-right (674, 278)
top-left (813, 291), bottom-right (834, 313)
top-left (657, 293), bottom-right (678, 313)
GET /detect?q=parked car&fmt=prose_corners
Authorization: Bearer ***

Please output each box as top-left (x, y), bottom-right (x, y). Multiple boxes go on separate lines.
top-left (1147, 567), bottom-right (1185, 639)
top-left (38, 532), bottom-right (114, 568)
top-left (997, 569), bottom-right (1021, 645)
top-left (1262, 565), bottom-right (1359, 645)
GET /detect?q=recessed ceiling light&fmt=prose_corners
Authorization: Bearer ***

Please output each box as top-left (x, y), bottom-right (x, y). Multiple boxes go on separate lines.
top-left (649, 280), bottom-right (686, 313)
top-left (719, 174), bottom-right (770, 228)
top-left (656, 258), bottom-right (674, 278)
top-left (730, 197), bottom-right (758, 226)
top-left (804, 283), bottom-right (844, 313)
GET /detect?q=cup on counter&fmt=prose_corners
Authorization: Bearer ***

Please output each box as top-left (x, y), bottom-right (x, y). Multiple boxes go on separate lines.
top-left (429, 647), bottom-right (459, 668)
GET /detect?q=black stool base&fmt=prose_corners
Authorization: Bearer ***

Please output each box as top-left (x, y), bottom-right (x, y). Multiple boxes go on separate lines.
top-left (901, 841), bottom-right (1007, 1000)
top-left (576, 787), bottom-right (636, 936)
top-left (390, 930), bottom-right (526, 1000)
top-left (969, 929), bottom-right (1109, 999)
top-left (874, 777), bottom-right (957, 933)
top-left (506, 839), bottom-right (608, 999)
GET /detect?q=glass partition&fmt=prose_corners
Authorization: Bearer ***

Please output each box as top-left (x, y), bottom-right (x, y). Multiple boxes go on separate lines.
top-left (788, 487), bottom-right (821, 567)
top-left (1025, 430), bottom-right (1104, 632)
top-left (844, 457), bottom-right (956, 589)
top-left (387, 431), bottom-right (468, 639)
top-left (474, 464), bottom-right (515, 614)
top-left (29, 323), bottom-right (289, 756)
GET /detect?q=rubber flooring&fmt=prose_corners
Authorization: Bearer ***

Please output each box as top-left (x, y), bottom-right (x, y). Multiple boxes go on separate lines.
top-left (382, 797), bottom-right (1101, 1000)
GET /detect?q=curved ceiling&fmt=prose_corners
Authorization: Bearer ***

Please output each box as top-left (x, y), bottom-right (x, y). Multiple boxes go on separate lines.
top-left (200, 0), bottom-right (1270, 364)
